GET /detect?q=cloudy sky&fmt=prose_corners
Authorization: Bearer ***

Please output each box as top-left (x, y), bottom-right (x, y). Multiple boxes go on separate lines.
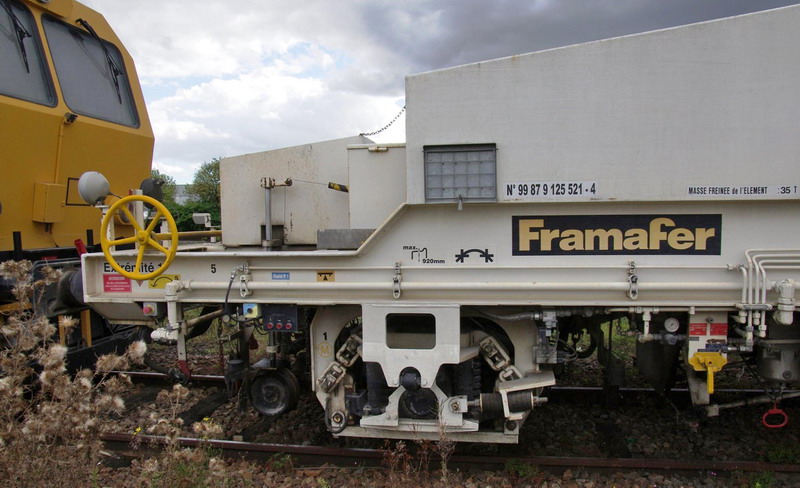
top-left (82, 0), bottom-right (799, 183)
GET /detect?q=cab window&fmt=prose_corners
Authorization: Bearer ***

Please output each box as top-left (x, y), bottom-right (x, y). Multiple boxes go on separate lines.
top-left (42, 16), bottom-right (138, 127)
top-left (0, 0), bottom-right (55, 105)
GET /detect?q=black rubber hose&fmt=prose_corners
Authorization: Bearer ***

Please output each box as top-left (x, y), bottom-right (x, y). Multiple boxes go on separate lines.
top-left (143, 353), bottom-right (171, 374)
top-left (186, 306), bottom-right (218, 339)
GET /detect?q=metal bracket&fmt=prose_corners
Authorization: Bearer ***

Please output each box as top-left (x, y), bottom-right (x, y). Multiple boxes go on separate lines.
top-left (317, 362), bottom-right (346, 393)
top-left (392, 262), bottom-right (402, 299)
top-left (235, 262), bottom-right (251, 297)
top-left (260, 177), bottom-right (293, 189)
top-left (627, 260), bottom-right (639, 300)
top-left (239, 274), bottom-right (252, 297)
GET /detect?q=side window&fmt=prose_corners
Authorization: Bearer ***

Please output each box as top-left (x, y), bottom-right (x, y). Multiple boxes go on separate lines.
top-left (42, 16), bottom-right (138, 127)
top-left (425, 144), bottom-right (497, 203)
top-left (0, 0), bottom-right (55, 105)
top-left (386, 313), bottom-right (436, 350)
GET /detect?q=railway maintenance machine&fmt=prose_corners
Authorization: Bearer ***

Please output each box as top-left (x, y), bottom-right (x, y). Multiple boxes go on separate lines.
top-left (80, 5), bottom-right (800, 443)
top-left (1, 0), bottom-right (156, 366)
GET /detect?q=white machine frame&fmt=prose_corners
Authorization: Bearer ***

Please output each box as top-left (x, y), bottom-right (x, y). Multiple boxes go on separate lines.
top-left (81, 6), bottom-right (800, 443)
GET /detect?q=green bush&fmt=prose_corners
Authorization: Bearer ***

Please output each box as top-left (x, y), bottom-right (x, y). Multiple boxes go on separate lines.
top-left (166, 200), bottom-right (221, 233)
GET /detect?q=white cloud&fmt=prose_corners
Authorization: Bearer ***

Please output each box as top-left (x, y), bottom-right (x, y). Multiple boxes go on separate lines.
top-left (81, 0), bottom-right (409, 182)
top-left (84, 1), bottom-right (404, 84)
top-left (144, 46), bottom-right (404, 180)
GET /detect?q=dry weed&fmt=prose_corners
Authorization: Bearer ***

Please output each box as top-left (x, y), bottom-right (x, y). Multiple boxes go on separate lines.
top-left (0, 260), bottom-right (146, 487)
top-left (130, 383), bottom-right (233, 487)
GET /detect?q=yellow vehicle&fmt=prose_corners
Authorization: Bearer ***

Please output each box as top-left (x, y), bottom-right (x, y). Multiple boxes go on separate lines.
top-left (1, 0), bottom-right (154, 362)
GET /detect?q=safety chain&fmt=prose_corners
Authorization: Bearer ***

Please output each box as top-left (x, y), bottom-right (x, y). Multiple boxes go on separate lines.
top-left (360, 105), bottom-right (406, 136)
top-left (317, 334), bottom-right (362, 393)
top-left (479, 336), bottom-right (522, 382)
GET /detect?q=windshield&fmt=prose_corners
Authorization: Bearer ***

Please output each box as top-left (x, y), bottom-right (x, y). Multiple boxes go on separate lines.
top-left (0, 0), bottom-right (55, 105)
top-left (43, 15), bottom-right (138, 127)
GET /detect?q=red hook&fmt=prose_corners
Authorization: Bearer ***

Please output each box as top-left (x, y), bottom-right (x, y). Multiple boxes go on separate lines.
top-left (762, 402), bottom-right (788, 429)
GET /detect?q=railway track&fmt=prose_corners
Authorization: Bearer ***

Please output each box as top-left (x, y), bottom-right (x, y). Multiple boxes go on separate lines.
top-left (100, 432), bottom-right (800, 474)
top-left (104, 367), bottom-right (800, 486)
top-left (112, 370), bottom-right (225, 384)
top-left (117, 369), bottom-right (800, 414)
top-left (119, 369), bottom-right (797, 396)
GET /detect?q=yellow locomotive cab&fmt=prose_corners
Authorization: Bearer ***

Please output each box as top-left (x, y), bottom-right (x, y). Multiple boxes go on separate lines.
top-left (1, 0), bottom-right (154, 366)
top-left (1, 0), bottom-right (153, 259)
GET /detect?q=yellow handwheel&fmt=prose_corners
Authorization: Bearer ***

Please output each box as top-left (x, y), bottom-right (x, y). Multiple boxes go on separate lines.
top-left (100, 195), bottom-right (179, 280)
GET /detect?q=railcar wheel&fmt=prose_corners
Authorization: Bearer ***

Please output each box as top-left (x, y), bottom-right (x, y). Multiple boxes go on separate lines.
top-left (250, 368), bottom-right (300, 416)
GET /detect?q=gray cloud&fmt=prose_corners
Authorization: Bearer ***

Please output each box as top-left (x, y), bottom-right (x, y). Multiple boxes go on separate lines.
top-left (359, 0), bottom-right (800, 75)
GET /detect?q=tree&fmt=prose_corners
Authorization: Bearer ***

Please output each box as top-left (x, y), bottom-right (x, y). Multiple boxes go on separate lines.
top-left (187, 158), bottom-right (221, 205)
top-left (150, 169), bottom-right (177, 206)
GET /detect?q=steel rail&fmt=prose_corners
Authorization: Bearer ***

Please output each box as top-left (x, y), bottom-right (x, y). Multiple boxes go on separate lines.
top-left (100, 433), bottom-right (800, 473)
top-left (115, 372), bottom-right (798, 397)
top-left (548, 386), bottom-right (800, 395)
top-left (110, 370), bottom-right (225, 383)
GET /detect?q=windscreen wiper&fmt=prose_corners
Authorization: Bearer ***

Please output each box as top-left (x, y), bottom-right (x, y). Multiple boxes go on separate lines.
top-left (1, 0), bottom-right (31, 73)
top-left (76, 18), bottom-right (122, 103)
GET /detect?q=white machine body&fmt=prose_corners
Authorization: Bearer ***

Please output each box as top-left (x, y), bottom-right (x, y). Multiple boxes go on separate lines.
top-left (82, 6), bottom-right (800, 442)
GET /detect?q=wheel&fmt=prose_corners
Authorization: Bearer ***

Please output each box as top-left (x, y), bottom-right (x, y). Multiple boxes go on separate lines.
top-left (100, 195), bottom-right (178, 280)
top-left (250, 368), bottom-right (300, 416)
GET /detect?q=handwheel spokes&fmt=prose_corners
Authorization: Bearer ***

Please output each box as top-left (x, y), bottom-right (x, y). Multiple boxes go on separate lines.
top-left (108, 236), bottom-right (137, 248)
top-left (119, 205), bottom-right (142, 232)
top-left (147, 238), bottom-right (170, 256)
top-left (134, 244), bottom-right (146, 273)
top-left (145, 210), bottom-right (163, 234)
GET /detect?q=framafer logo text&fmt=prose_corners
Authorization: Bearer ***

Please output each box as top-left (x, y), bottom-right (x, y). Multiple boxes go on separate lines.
top-left (513, 215), bottom-right (722, 255)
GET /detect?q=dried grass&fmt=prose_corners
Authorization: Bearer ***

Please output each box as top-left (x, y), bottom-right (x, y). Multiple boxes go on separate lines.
top-left (0, 260), bottom-right (148, 486)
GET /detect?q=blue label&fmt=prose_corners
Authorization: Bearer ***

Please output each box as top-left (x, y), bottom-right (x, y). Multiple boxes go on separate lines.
top-left (272, 272), bottom-right (290, 281)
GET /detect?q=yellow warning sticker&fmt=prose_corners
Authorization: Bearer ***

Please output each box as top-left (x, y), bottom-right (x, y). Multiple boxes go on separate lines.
top-left (316, 271), bottom-right (335, 282)
top-left (148, 274), bottom-right (180, 289)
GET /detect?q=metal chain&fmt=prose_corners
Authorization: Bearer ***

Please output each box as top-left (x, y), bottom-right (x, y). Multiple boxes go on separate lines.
top-left (360, 105), bottom-right (405, 136)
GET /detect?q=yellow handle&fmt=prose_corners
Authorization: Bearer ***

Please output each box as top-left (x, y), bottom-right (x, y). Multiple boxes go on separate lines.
top-left (100, 195), bottom-right (178, 281)
top-left (689, 352), bottom-right (727, 395)
top-left (707, 366), bottom-right (715, 395)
